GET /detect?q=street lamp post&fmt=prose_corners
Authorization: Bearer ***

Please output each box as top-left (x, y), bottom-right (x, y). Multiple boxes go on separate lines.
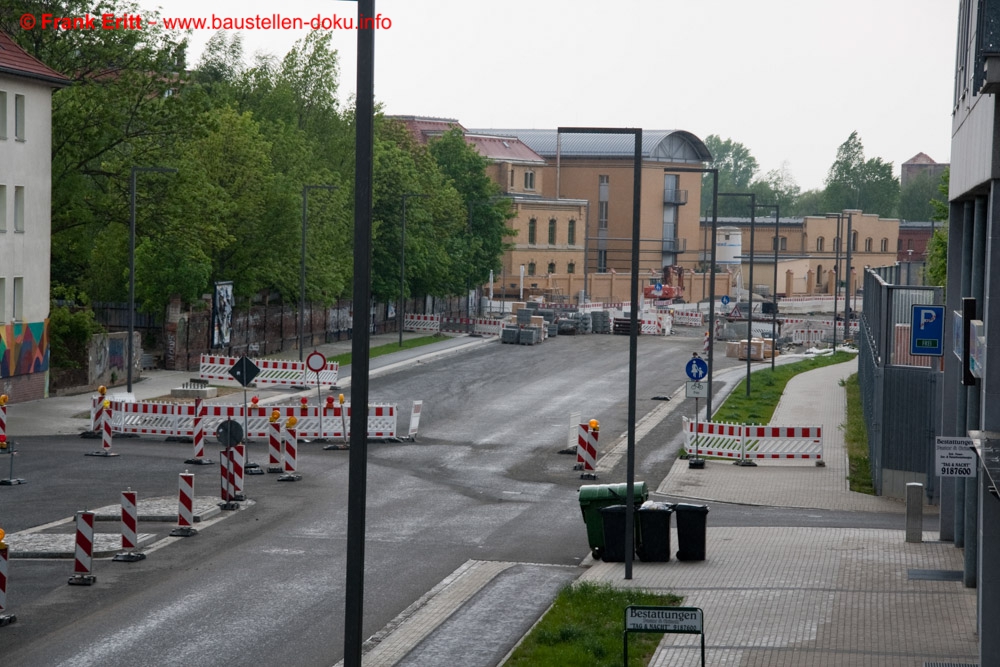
top-left (843, 211), bottom-right (854, 328)
top-left (128, 166), bottom-right (177, 393)
top-left (665, 167), bottom-right (719, 418)
top-left (755, 203), bottom-right (781, 371)
top-left (399, 193), bottom-right (429, 346)
top-left (300, 185), bottom-right (337, 362)
top-left (719, 193), bottom-right (756, 397)
top-left (826, 214), bottom-right (844, 349)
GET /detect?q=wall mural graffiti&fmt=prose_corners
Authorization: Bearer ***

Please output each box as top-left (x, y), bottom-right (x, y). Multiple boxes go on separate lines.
top-left (0, 320), bottom-right (50, 379)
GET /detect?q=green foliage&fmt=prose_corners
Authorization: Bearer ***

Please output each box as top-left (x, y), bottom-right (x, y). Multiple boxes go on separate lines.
top-left (48, 287), bottom-right (104, 370)
top-left (898, 169), bottom-right (947, 222)
top-left (701, 135), bottom-right (761, 216)
top-left (843, 373), bottom-right (874, 494)
top-left (713, 352), bottom-right (856, 425)
top-left (925, 168), bottom-right (949, 291)
top-left (505, 582), bottom-right (682, 667)
top-left (823, 131), bottom-right (899, 217)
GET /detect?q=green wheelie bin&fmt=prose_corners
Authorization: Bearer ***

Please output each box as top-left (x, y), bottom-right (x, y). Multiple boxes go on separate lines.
top-left (577, 482), bottom-right (648, 560)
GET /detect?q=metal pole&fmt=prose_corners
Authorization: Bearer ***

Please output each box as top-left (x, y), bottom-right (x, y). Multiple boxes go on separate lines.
top-left (664, 168), bottom-right (718, 418)
top-left (400, 195), bottom-right (407, 347)
top-left (128, 166), bottom-right (176, 393)
top-left (844, 212), bottom-right (853, 337)
top-left (826, 213), bottom-right (843, 349)
top-left (344, 1), bottom-right (375, 664)
top-left (300, 187), bottom-right (307, 362)
top-left (772, 205), bottom-right (779, 370)
top-left (719, 192), bottom-right (755, 396)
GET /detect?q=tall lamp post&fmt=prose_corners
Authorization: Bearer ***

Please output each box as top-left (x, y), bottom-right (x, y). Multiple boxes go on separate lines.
top-left (756, 203), bottom-right (780, 370)
top-left (825, 213), bottom-right (844, 349)
top-left (128, 166), bottom-right (177, 393)
top-left (300, 185), bottom-right (337, 362)
top-left (665, 167), bottom-right (719, 418)
top-left (399, 193), bottom-right (429, 346)
top-left (719, 192), bottom-right (756, 397)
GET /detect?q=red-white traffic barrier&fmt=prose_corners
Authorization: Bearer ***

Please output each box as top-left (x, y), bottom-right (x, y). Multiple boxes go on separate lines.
top-left (576, 423), bottom-right (598, 476)
top-left (278, 422), bottom-right (301, 481)
top-left (682, 417), bottom-right (824, 463)
top-left (0, 535), bottom-right (15, 625)
top-left (404, 313), bottom-right (441, 332)
top-left (199, 354), bottom-right (339, 388)
top-left (0, 395), bottom-right (7, 442)
top-left (192, 399), bottom-right (205, 460)
top-left (170, 472), bottom-right (198, 536)
top-left (113, 490), bottom-right (146, 562)
top-left (102, 405), bottom-right (113, 452)
top-left (232, 444), bottom-right (246, 499)
top-left (268, 418), bottom-right (282, 472)
top-left (68, 511), bottom-right (96, 585)
top-left (407, 401), bottom-right (423, 441)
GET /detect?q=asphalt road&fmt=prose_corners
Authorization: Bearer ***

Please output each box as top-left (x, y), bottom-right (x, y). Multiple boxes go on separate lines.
top-left (0, 332), bottom-right (917, 665)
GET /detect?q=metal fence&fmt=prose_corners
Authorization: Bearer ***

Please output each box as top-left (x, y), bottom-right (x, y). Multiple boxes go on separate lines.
top-left (858, 267), bottom-right (942, 500)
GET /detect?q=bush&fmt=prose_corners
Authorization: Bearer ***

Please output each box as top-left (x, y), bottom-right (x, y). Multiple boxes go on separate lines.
top-left (49, 298), bottom-right (104, 370)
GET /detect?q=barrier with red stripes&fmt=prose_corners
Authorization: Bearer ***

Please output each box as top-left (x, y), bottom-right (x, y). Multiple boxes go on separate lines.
top-left (671, 310), bottom-right (705, 327)
top-left (86, 399), bottom-right (121, 458)
top-left (682, 417), bottom-right (824, 462)
top-left (112, 490), bottom-right (146, 562)
top-left (472, 318), bottom-right (504, 336)
top-left (0, 535), bottom-right (14, 626)
top-left (278, 422), bottom-right (301, 481)
top-left (0, 395), bottom-right (7, 442)
top-left (104, 399), bottom-right (411, 442)
top-left (576, 423), bottom-right (598, 474)
top-left (169, 472), bottom-right (198, 536)
top-left (404, 313), bottom-right (441, 332)
top-left (199, 354), bottom-right (339, 388)
top-left (407, 401), bottom-right (423, 441)
top-left (68, 511), bottom-right (96, 585)
top-left (268, 418), bottom-right (282, 472)
top-left (440, 317), bottom-right (472, 333)
top-left (232, 444), bottom-right (246, 498)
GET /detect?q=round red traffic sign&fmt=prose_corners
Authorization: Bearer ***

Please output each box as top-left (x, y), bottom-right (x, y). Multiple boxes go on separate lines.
top-left (306, 351), bottom-right (327, 373)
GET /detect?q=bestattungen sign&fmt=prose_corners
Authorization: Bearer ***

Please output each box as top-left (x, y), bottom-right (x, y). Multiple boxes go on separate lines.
top-left (935, 437), bottom-right (977, 478)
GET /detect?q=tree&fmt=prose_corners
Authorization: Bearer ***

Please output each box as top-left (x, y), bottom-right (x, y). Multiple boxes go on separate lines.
top-left (750, 162), bottom-right (801, 214)
top-left (924, 168), bottom-right (950, 290)
top-left (429, 128), bottom-right (515, 287)
top-left (823, 132), bottom-right (899, 217)
top-left (898, 170), bottom-right (947, 221)
top-left (700, 135), bottom-right (760, 216)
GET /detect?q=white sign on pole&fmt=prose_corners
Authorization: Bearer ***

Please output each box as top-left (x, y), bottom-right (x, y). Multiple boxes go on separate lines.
top-left (686, 381), bottom-right (708, 398)
top-left (625, 606), bottom-right (703, 633)
top-left (935, 437), bottom-right (977, 478)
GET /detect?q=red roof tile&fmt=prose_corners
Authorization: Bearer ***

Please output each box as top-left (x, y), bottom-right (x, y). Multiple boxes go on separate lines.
top-left (0, 31), bottom-right (70, 86)
top-left (465, 134), bottom-right (545, 164)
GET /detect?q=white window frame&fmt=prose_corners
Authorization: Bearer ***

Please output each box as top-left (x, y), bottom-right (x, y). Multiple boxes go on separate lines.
top-left (14, 93), bottom-right (25, 141)
top-left (0, 90), bottom-right (7, 140)
top-left (13, 276), bottom-right (24, 321)
top-left (0, 277), bottom-right (6, 323)
top-left (0, 184), bottom-right (6, 232)
top-left (14, 185), bottom-right (25, 232)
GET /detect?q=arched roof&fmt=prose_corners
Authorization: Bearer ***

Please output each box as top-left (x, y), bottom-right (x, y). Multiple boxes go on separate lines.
top-left (468, 128), bottom-right (712, 163)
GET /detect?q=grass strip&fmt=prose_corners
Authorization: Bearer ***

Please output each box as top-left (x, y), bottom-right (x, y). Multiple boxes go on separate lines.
top-left (326, 334), bottom-right (448, 367)
top-left (504, 581), bottom-right (682, 667)
top-left (711, 351), bottom-right (855, 425)
top-left (842, 372), bottom-right (874, 494)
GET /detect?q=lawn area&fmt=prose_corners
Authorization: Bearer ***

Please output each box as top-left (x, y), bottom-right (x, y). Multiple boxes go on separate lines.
top-left (503, 581), bottom-right (682, 667)
top-left (711, 351), bottom-right (856, 424)
top-left (842, 372), bottom-right (874, 494)
top-left (326, 334), bottom-right (446, 367)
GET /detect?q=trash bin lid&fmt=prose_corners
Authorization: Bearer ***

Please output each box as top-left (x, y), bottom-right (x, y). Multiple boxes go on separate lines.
top-left (673, 503), bottom-right (709, 513)
top-left (578, 482), bottom-right (648, 504)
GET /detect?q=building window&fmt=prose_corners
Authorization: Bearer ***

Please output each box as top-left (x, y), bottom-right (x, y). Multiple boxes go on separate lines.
top-left (0, 185), bottom-right (6, 232)
top-left (14, 94), bottom-right (25, 141)
top-left (773, 236), bottom-right (787, 251)
top-left (13, 276), bottom-right (23, 321)
top-left (14, 186), bottom-right (24, 232)
top-left (816, 237), bottom-right (824, 252)
top-left (598, 201), bottom-right (608, 229)
top-left (0, 90), bottom-right (7, 139)
top-left (833, 237), bottom-right (841, 253)
top-left (597, 250), bottom-right (608, 272)
top-left (548, 219), bottom-right (557, 245)
top-left (524, 171), bottom-right (535, 190)
top-left (880, 238), bottom-right (889, 252)
top-left (851, 230), bottom-right (858, 251)
top-left (816, 265), bottom-right (823, 285)
top-left (509, 169), bottom-right (514, 189)
top-left (567, 219), bottom-right (576, 245)
top-left (528, 218), bottom-right (536, 245)
top-left (547, 262), bottom-right (556, 274)
top-left (864, 237), bottom-right (873, 252)
top-left (0, 277), bottom-right (5, 323)
top-left (897, 238), bottom-right (902, 251)
top-left (598, 175), bottom-right (609, 229)
top-left (599, 175), bottom-right (609, 185)
top-left (527, 262), bottom-right (536, 276)
top-left (567, 262), bottom-right (576, 274)
top-left (907, 239), bottom-right (913, 250)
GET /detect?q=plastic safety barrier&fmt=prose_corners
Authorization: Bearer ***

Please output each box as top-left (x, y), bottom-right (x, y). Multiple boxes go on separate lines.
top-left (682, 417), bottom-right (823, 462)
top-left (198, 354), bottom-right (339, 388)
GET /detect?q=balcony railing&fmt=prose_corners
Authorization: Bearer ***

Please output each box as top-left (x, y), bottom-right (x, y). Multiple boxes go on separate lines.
top-left (663, 188), bottom-right (689, 205)
top-left (661, 238), bottom-right (687, 254)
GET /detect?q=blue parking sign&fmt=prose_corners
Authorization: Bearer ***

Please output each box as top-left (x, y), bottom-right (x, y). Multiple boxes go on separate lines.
top-left (910, 304), bottom-right (944, 357)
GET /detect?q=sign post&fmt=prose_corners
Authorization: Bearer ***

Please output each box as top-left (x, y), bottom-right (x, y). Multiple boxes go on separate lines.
top-left (685, 356), bottom-right (709, 469)
top-left (306, 351), bottom-right (328, 441)
top-left (910, 304), bottom-right (945, 357)
top-left (624, 606), bottom-right (705, 666)
top-left (228, 356), bottom-right (260, 476)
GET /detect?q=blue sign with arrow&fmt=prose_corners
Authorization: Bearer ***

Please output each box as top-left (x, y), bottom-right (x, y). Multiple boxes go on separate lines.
top-left (686, 356), bottom-right (709, 380)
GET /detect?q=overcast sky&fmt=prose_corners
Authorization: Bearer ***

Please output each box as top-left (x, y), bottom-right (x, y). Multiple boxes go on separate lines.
top-left (164, 0), bottom-right (958, 192)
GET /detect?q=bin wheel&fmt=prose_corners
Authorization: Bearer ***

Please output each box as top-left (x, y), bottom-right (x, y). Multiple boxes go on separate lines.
top-left (592, 547), bottom-right (601, 560)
